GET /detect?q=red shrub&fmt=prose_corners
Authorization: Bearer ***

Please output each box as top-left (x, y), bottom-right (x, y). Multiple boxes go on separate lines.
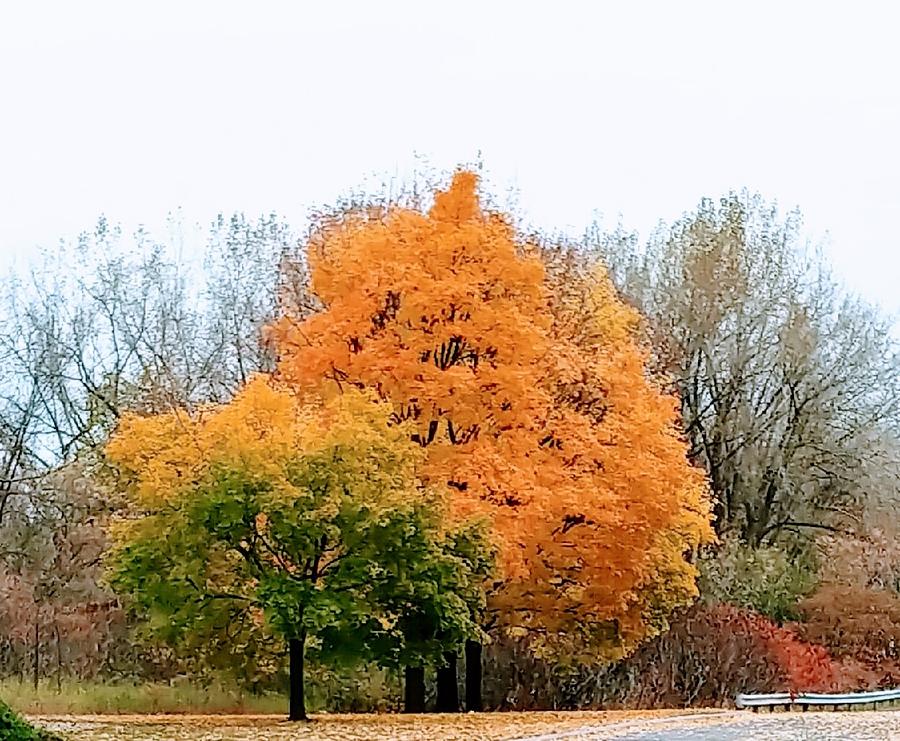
top-left (796, 584), bottom-right (900, 688)
top-left (759, 619), bottom-right (838, 692)
top-left (479, 603), bottom-right (848, 709)
top-left (588, 604), bottom-right (840, 707)
top-left (709, 606), bottom-right (839, 693)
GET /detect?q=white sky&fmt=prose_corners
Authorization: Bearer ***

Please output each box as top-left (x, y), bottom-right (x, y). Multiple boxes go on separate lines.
top-left (1, 1), bottom-right (898, 313)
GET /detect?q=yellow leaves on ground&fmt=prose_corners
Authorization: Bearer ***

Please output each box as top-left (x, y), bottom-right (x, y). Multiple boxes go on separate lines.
top-left (33, 710), bottom-right (700, 741)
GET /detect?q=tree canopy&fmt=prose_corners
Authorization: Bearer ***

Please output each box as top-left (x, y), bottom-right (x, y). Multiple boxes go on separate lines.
top-left (270, 171), bottom-right (713, 655)
top-left (106, 377), bottom-right (492, 718)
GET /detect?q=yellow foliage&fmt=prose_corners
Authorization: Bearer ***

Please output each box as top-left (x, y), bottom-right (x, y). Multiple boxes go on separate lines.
top-left (106, 376), bottom-right (420, 512)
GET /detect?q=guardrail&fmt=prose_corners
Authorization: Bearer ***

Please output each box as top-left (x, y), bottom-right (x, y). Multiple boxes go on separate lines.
top-left (736, 688), bottom-right (900, 710)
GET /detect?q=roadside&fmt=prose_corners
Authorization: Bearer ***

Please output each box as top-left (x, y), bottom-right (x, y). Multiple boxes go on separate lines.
top-left (514, 710), bottom-right (900, 741)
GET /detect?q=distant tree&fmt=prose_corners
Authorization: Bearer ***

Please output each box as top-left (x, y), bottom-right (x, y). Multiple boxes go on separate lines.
top-left (0, 212), bottom-right (304, 685)
top-left (590, 193), bottom-right (900, 546)
top-left (816, 528), bottom-right (900, 594)
top-left (0, 461), bottom-right (117, 687)
top-left (0, 213), bottom-right (300, 448)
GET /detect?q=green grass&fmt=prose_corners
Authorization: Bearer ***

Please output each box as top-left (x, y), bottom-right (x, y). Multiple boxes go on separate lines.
top-left (0, 679), bottom-right (287, 716)
top-left (1, 665), bottom-right (402, 716)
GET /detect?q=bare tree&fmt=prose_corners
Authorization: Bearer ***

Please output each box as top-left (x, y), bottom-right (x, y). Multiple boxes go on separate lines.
top-left (0, 211), bottom-right (305, 683)
top-left (586, 193), bottom-right (900, 546)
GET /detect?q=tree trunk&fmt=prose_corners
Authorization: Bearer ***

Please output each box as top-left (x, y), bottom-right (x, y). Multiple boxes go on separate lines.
top-left (464, 639), bottom-right (483, 712)
top-left (403, 665), bottom-right (426, 713)
top-left (288, 633), bottom-right (307, 721)
top-left (33, 614), bottom-right (39, 691)
top-left (55, 624), bottom-right (62, 694)
top-left (435, 651), bottom-right (459, 712)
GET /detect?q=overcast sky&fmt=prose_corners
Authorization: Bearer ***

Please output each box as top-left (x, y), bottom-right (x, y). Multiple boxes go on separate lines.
top-left (1, 1), bottom-right (898, 313)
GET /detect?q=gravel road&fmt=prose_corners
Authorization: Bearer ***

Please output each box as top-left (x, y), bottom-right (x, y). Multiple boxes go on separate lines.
top-left (522, 710), bottom-right (900, 740)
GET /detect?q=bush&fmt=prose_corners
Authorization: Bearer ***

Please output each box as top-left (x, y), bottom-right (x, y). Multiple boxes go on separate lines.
top-left (480, 633), bottom-right (588, 710)
top-left (759, 615), bottom-right (837, 693)
top-left (0, 699), bottom-right (61, 741)
top-left (698, 540), bottom-right (816, 621)
top-left (478, 604), bottom-right (838, 710)
top-left (596, 604), bottom-right (838, 706)
top-left (796, 584), bottom-right (900, 688)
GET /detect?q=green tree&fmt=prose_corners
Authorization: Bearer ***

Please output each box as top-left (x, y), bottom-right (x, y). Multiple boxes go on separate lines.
top-left (107, 380), bottom-right (492, 719)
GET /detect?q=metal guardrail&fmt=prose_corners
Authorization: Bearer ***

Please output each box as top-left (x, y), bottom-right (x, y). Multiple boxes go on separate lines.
top-left (736, 688), bottom-right (900, 709)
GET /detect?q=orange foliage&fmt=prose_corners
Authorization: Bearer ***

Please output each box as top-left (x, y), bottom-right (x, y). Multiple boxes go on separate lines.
top-left (269, 172), bottom-right (713, 654)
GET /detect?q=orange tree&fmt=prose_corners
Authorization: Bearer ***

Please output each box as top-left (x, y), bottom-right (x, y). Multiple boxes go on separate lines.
top-left (269, 171), bottom-right (714, 709)
top-left (105, 378), bottom-right (492, 719)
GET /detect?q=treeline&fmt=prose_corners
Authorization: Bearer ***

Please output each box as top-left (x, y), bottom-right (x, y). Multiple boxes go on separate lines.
top-left (2, 175), bottom-right (899, 712)
top-left (1, 215), bottom-right (294, 689)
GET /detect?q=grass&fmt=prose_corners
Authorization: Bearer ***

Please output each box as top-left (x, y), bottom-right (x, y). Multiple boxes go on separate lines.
top-left (0, 679), bottom-right (286, 716)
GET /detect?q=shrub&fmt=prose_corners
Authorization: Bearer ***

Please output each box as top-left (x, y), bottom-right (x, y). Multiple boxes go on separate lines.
top-left (602, 604), bottom-right (839, 705)
top-left (0, 699), bottom-right (61, 741)
top-left (479, 604), bottom-right (839, 710)
top-left (796, 584), bottom-right (900, 688)
top-left (759, 616), bottom-right (837, 693)
top-left (480, 632), bottom-right (586, 710)
top-left (698, 540), bottom-right (816, 621)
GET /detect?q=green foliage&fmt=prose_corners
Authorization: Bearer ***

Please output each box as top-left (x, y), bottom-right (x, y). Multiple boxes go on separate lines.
top-left (0, 699), bottom-right (61, 741)
top-left (0, 679), bottom-right (285, 716)
top-left (697, 539), bottom-right (817, 622)
top-left (108, 392), bottom-right (494, 685)
top-left (110, 517), bottom-right (287, 691)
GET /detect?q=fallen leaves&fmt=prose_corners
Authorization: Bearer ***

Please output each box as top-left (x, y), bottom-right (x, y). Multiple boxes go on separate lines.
top-left (32, 710), bottom-right (693, 741)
